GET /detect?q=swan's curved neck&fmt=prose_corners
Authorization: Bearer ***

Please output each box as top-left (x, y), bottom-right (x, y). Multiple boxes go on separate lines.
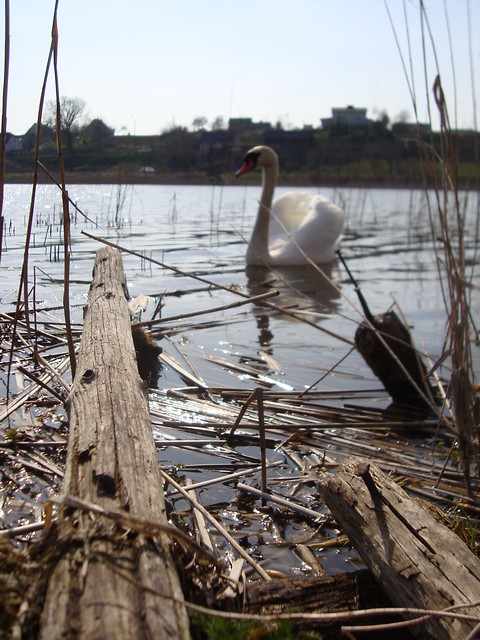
top-left (247, 161), bottom-right (278, 265)
top-left (260, 162), bottom-right (277, 213)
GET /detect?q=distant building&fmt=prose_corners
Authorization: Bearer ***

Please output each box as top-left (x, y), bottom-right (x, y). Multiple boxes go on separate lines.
top-left (199, 129), bottom-right (235, 155)
top-left (5, 133), bottom-right (24, 153)
top-left (264, 127), bottom-right (314, 147)
top-left (391, 121), bottom-right (431, 135)
top-left (228, 118), bottom-right (271, 132)
top-left (321, 105), bottom-right (372, 128)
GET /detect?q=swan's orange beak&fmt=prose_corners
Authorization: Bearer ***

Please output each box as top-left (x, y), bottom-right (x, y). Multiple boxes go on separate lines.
top-left (235, 157), bottom-right (255, 177)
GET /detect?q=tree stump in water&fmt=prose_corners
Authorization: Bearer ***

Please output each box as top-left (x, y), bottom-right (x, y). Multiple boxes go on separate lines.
top-left (36, 247), bottom-right (190, 640)
top-left (355, 310), bottom-right (436, 410)
top-left (319, 457), bottom-right (480, 639)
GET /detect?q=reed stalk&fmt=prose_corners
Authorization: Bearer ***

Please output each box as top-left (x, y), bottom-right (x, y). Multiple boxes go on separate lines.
top-left (430, 75), bottom-right (478, 493)
top-left (50, 9), bottom-right (76, 378)
top-left (0, 0), bottom-right (10, 259)
top-left (4, 3), bottom-right (56, 402)
top-left (387, 1), bottom-right (479, 493)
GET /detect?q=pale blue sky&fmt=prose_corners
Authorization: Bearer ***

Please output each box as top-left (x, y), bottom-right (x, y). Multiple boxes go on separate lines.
top-left (2, 0), bottom-right (479, 135)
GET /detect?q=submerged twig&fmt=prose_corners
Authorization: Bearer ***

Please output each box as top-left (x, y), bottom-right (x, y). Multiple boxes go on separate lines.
top-left (236, 482), bottom-right (324, 522)
top-left (160, 468), bottom-right (271, 581)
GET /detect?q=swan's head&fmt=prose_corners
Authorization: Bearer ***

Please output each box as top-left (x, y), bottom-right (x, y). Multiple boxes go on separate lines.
top-left (235, 145), bottom-right (278, 177)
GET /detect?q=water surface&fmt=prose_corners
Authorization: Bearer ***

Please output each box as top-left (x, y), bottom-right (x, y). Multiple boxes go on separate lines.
top-left (1, 183), bottom-right (479, 575)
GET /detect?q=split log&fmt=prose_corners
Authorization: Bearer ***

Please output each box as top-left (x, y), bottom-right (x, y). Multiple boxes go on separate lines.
top-left (319, 456), bottom-right (480, 639)
top-left (37, 247), bottom-right (190, 639)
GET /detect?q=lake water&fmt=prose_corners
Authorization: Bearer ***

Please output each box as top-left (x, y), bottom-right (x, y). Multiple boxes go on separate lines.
top-left (2, 183), bottom-right (479, 389)
top-left (1, 182), bottom-right (479, 576)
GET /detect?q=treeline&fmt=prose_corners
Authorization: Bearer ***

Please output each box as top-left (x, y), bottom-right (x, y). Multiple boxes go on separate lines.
top-left (5, 116), bottom-right (479, 188)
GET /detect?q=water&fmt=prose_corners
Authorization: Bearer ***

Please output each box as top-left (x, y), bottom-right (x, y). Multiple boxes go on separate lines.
top-left (1, 183), bottom-right (479, 576)
top-left (2, 183), bottom-right (478, 388)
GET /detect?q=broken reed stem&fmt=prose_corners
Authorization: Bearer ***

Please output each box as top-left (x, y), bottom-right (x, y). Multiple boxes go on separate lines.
top-left (229, 389), bottom-right (257, 437)
top-left (185, 598), bottom-right (480, 631)
top-left (141, 290), bottom-right (280, 327)
top-left (0, 521), bottom-right (45, 538)
top-left (0, 0), bottom-right (10, 256)
top-left (37, 161), bottom-right (99, 227)
top-left (236, 483), bottom-right (324, 522)
top-left (5, 0), bottom-right (57, 402)
top-left (51, 10), bottom-right (76, 379)
top-left (432, 76), bottom-right (478, 491)
top-left (185, 479), bottom-right (215, 552)
top-left (159, 468), bottom-right (272, 581)
top-left (256, 388), bottom-right (267, 494)
top-left (16, 365), bottom-right (65, 403)
top-left (167, 461), bottom-right (282, 496)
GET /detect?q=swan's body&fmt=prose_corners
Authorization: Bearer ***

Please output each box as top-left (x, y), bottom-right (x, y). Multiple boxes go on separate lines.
top-left (236, 146), bottom-right (344, 266)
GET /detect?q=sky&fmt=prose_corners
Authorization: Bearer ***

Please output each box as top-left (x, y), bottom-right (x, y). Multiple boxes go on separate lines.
top-left (1, 0), bottom-right (479, 136)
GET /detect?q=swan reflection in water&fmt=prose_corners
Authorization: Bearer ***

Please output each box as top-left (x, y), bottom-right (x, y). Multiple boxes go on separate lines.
top-left (245, 262), bottom-right (342, 349)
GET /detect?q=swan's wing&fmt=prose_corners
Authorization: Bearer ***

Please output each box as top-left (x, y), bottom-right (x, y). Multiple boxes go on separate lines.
top-left (305, 195), bottom-right (344, 245)
top-left (269, 192), bottom-right (313, 237)
top-left (268, 193), bottom-right (344, 265)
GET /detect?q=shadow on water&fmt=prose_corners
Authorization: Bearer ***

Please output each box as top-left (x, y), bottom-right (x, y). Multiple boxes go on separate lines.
top-left (245, 262), bottom-right (342, 349)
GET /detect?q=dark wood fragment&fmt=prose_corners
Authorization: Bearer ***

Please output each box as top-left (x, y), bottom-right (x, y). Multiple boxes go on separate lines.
top-left (355, 310), bottom-right (437, 409)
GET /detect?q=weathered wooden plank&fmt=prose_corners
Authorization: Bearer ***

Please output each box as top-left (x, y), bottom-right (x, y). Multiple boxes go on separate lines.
top-left (319, 456), bottom-right (480, 639)
top-left (38, 247), bottom-right (190, 640)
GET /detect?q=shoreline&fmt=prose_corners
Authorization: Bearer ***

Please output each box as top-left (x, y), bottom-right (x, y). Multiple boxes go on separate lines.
top-left (4, 171), bottom-right (479, 191)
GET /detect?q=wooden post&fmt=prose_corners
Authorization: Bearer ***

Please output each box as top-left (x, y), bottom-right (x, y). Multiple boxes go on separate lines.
top-left (38, 247), bottom-right (190, 639)
top-left (319, 457), bottom-right (480, 639)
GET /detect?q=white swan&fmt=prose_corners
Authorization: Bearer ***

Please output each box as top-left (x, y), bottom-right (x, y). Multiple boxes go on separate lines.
top-left (235, 145), bottom-right (344, 266)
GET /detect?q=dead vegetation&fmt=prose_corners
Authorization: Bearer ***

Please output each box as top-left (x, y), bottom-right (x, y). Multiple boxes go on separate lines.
top-left (0, 1), bottom-right (479, 639)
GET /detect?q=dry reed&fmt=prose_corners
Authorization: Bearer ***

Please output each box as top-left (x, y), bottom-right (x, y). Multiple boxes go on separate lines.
top-left (387, 0), bottom-right (480, 493)
top-left (0, 3), bottom-right (479, 638)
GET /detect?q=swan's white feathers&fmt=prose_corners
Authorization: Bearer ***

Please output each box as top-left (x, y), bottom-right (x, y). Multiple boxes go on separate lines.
top-left (268, 194), bottom-right (342, 264)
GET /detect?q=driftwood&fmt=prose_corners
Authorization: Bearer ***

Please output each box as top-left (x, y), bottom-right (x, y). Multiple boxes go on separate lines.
top-left (337, 251), bottom-right (436, 410)
top-left (246, 569), bottom-right (391, 635)
top-left (355, 311), bottom-right (436, 410)
top-left (36, 247), bottom-right (190, 639)
top-left (319, 456), bottom-right (480, 639)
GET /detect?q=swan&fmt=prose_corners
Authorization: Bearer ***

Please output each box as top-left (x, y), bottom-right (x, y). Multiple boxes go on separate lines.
top-left (235, 145), bottom-right (344, 266)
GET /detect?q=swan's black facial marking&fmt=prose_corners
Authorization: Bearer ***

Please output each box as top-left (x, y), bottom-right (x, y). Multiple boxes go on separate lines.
top-left (235, 150), bottom-right (261, 177)
top-left (243, 150), bottom-right (261, 166)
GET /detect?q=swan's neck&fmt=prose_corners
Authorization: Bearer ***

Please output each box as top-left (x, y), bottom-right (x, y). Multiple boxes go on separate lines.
top-left (246, 163), bottom-right (278, 266)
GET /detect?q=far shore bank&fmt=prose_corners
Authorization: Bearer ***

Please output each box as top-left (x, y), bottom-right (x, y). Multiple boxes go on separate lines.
top-left (4, 170), bottom-right (479, 191)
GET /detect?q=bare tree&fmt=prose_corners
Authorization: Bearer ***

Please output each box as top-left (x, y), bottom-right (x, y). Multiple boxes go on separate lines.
top-left (45, 96), bottom-right (87, 153)
top-left (192, 116), bottom-right (207, 132)
top-left (211, 116), bottom-right (225, 131)
top-left (393, 109), bottom-right (411, 124)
